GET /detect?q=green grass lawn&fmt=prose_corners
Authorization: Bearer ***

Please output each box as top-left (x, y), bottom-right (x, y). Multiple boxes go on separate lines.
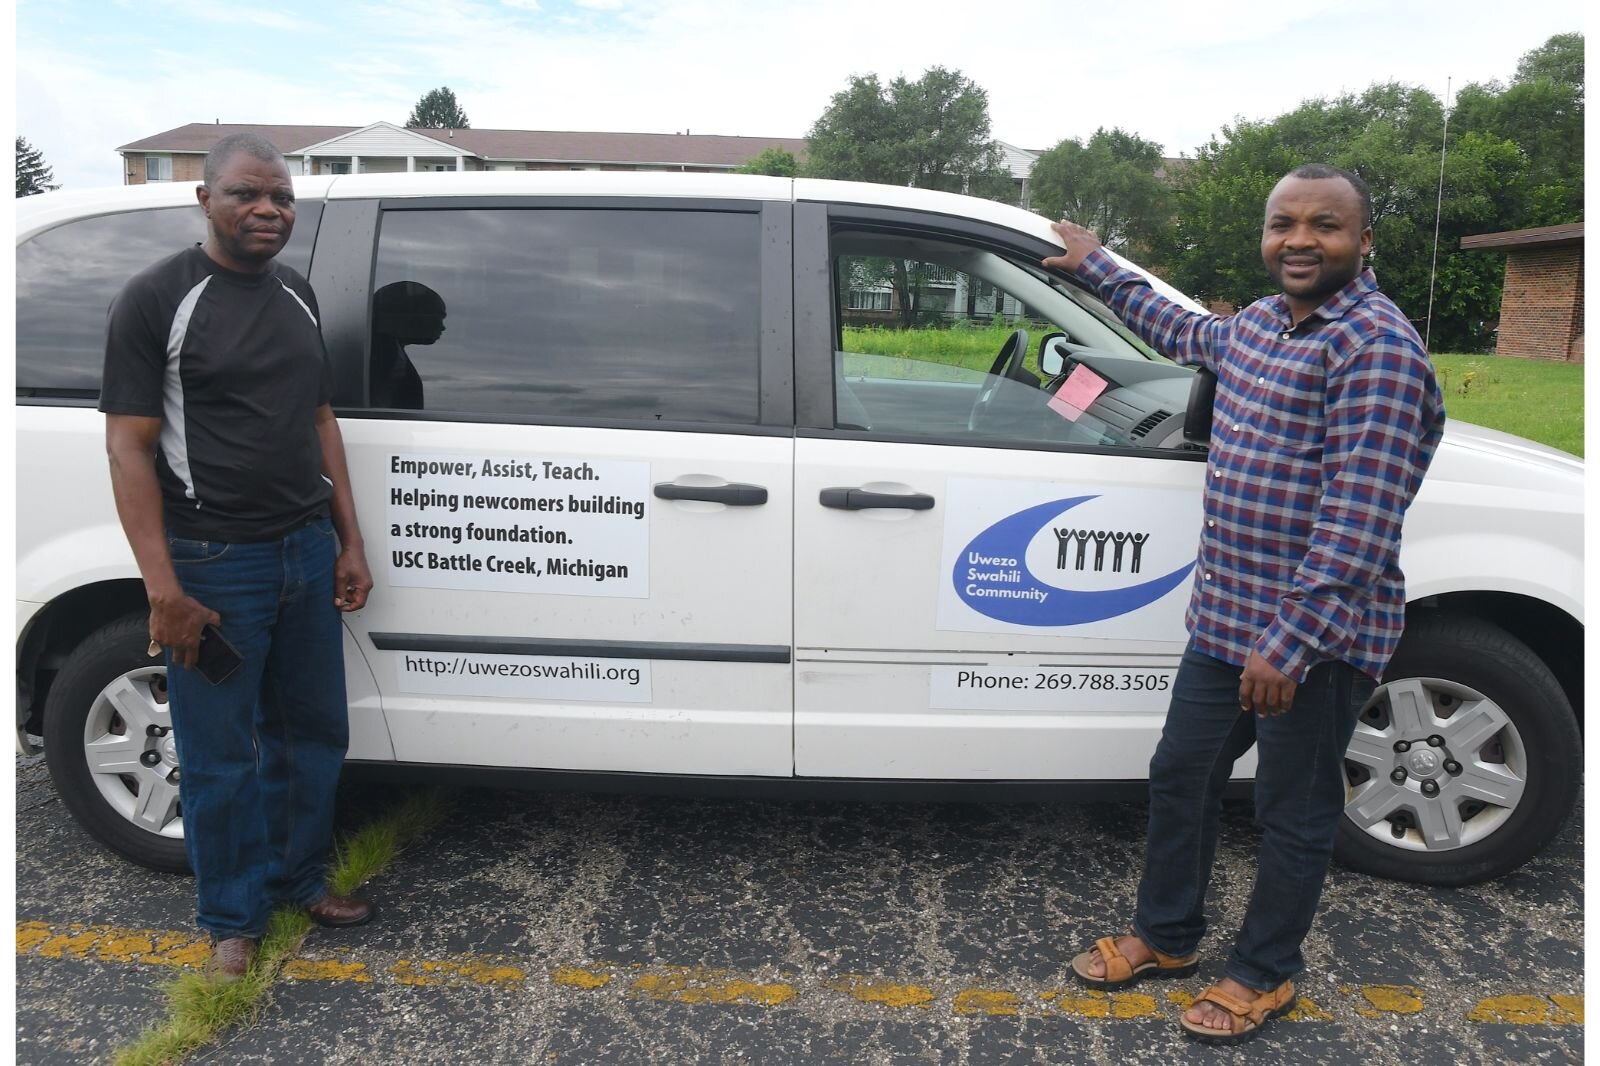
top-left (841, 323), bottom-right (1584, 457)
top-left (1430, 353), bottom-right (1583, 457)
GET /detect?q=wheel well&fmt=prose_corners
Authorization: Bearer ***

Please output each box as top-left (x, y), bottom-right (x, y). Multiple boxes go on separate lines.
top-left (1410, 592), bottom-right (1584, 726)
top-left (16, 580), bottom-right (148, 744)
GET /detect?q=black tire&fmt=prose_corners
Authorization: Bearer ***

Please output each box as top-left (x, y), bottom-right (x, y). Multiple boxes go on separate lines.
top-left (43, 613), bottom-right (191, 873)
top-left (1333, 612), bottom-right (1580, 886)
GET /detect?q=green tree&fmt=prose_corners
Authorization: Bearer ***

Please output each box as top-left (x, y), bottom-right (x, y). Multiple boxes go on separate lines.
top-left (1028, 128), bottom-right (1171, 259)
top-left (406, 87), bottom-right (470, 129)
top-left (803, 66), bottom-right (1013, 202)
top-left (16, 136), bottom-right (54, 196)
top-left (735, 147), bottom-right (799, 176)
top-left (1453, 33), bottom-right (1583, 225)
top-left (1160, 72), bottom-right (1550, 350)
top-left (1515, 31), bottom-right (1583, 93)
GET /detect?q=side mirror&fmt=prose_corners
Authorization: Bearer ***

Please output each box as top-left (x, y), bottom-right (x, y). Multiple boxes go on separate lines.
top-left (1183, 367), bottom-right (1216, 444)
top-left (1038, 333), bottom-right (1067, 377)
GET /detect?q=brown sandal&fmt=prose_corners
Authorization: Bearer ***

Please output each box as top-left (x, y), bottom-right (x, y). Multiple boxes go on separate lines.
top-left (1178, 979), bottom-right (1297, 1043)
top-left (1069, 934), bottom-right (1199, 988)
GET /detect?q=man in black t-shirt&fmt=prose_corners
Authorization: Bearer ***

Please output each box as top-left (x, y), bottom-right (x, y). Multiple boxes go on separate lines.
top-left (101, 133), bottom-right (375, 981)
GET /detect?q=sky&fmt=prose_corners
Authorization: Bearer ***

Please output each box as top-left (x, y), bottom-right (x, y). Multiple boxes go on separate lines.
top-left (11, 0), bottom-right (1590, 191)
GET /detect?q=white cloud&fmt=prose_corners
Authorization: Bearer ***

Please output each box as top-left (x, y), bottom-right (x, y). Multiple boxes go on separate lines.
top-left (16, 0), bottom-right (1588, 190)
top-left (144, 0), bottom-right (310, 30)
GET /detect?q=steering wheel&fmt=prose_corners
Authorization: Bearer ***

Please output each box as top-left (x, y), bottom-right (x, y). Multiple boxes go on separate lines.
top-left (967, 328), bottom-right (1030, 432)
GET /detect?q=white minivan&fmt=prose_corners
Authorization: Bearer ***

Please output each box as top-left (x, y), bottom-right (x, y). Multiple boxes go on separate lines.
top-left (15, 173), bottom-right (1583, 887)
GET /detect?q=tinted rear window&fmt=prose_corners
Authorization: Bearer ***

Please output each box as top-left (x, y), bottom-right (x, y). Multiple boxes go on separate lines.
top-left (16, 201), bottom-right (322, 395)
top-left (367, 208), bottom-right (761, 425)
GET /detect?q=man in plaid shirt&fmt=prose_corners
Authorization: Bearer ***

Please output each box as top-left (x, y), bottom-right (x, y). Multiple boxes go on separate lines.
top-left (1044, 164), bottom-right (1445, 1042)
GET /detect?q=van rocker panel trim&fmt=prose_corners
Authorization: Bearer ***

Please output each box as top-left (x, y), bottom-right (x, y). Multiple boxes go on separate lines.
top-left (368, 632), bottom-right (792, 664)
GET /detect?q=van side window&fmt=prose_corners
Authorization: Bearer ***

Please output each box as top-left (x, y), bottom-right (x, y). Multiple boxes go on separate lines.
top-left (828, 228), bottom-right (1196, 452)
top-left (367, 208), bottom-right (761, 425)
top-left (16, 202), bottom-right (323, 397)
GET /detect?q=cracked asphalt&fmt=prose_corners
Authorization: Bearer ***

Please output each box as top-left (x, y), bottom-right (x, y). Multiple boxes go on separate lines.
top-left (13, 753), bottom-right (1584, 1064)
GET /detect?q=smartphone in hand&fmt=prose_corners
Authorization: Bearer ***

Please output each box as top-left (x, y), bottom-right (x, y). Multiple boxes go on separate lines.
top-left (195, 623), bottom-right (243, 685)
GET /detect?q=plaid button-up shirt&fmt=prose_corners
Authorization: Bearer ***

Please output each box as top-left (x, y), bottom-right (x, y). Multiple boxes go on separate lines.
top-left (1076, 248), bottom-right (1445, 682)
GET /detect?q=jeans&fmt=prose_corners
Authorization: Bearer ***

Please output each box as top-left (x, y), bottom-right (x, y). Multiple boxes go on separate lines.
top-left (164, 517), bottom-right (349, 940)
top-left (1132, 642), bottom-right (1375, 990)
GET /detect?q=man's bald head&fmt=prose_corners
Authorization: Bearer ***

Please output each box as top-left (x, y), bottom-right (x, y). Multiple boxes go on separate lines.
top-left (203, 133), bottom-right (286, 187)
top-left (1281, 163), bottom-right (1371, 230)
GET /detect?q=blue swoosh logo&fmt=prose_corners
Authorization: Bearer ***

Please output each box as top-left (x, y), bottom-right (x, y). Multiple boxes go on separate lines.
top-left (954, 497), bottom-right (1195, 627)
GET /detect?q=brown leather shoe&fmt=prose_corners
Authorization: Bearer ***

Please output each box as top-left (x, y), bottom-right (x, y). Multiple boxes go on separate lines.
top-left (205, 936), bottom-right (257, 982)
top-left (304, 891), bottom-right (375, 927)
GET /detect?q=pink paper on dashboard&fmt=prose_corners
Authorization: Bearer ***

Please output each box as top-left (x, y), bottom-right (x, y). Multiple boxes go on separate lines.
top-left (1048, 365), bottom-right (1108, 422)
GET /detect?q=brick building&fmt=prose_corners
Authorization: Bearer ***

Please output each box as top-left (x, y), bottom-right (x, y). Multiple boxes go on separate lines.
top-left (1461, 223), bottom-right (1584, 362)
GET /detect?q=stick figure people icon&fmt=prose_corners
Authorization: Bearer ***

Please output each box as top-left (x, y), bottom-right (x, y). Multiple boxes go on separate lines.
top-left (1091, 530), bottom-right (1112, 572)
top-left (1073, 529), bottom-right (1092, 570)
top-left (1055, 527), bottom-right (1073, 569)
top-left (1111, 531), bottom-right (1131, 572)
top-left (1129, 532), bottom-right (1150, 574)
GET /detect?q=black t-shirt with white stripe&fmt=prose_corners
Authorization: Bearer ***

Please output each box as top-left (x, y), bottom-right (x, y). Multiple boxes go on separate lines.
top-left (100, 245), bottom-right (334, 543)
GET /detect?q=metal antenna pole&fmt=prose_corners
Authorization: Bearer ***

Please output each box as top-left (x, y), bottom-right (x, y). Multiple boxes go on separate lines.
top-left (1424, 76), bottom-right (1452, 351)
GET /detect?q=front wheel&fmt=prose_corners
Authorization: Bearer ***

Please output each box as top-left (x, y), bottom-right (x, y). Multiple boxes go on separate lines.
top-left (1334, 612), bottom-right (1580, 886)
top-left (43, 613), bottom-right (191, 873)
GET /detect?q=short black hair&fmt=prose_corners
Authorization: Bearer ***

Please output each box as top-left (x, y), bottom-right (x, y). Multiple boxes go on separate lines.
top-left (203, 133), bottom-right (286, 186)
top-left (1285, 163), bottom-right (1372, 230)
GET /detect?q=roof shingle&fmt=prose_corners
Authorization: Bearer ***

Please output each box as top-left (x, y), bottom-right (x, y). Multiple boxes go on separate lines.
top-left (118, 123), bottom-right (808, 167)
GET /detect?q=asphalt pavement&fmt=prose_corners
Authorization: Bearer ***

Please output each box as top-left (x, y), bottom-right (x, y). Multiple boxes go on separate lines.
top-left (14, 753), bottom-right (1584, 1064)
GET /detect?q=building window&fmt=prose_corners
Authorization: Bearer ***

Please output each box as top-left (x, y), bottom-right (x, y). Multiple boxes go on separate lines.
top-left (328, 161), bottom-right (352, 175)
top-left (145, 156), bottom-right (173, 182)
top-left (847, 290), bottom-right (892, 311)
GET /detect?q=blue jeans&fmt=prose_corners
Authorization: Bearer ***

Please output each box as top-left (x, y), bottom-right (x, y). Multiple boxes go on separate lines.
top-left (1132, 642), bottom-right (1375, 990)
top-left (164, 517), bottom-right (349, 940)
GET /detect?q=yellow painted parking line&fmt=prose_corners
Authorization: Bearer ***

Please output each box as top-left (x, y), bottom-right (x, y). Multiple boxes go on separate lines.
top-left (390, 957), bottom-right (527, 988)
top-left (1467, 994), bottom-right (1584, 1026)
top-left (552, 965), bottom-right (614, 990)
top-left (1352, 984), bottom-right (1426, 1019)
top-left (1046, 989), bottom-right (1161, 1019)
top-left (826, 975), bottom-right (937, 1009)
top-left (1285, 997), bottom-right (1334, 1022)
top-left (1549, 995), bottom-right (1583, 1024)
top-left (15, 920), bottom-right (209, 969)
top-left (952, 989), bottom-right (1022, 1016)
top-left (16, 922), bottom-right (1583, 1027)
top-left (631, 966), bottom-right (798, 1007)
top-left (282, 959), bottom-right (372, 983)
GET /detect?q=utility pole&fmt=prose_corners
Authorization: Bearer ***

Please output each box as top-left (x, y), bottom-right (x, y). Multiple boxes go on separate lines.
top-left (1424, 77), bottom-right (1452, 352)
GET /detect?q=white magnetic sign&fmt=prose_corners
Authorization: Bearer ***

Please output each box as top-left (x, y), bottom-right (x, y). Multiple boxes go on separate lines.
top-left (936, 477), bottom-right (1202, 639)
top-left (386, 453), bottom-right (650, 598)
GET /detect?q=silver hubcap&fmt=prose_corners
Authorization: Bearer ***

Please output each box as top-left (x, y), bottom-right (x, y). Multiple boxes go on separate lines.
top-left (1343, 676), bottom-right (1527, 852)
top-left (81, 666), bottom-right (184, 839)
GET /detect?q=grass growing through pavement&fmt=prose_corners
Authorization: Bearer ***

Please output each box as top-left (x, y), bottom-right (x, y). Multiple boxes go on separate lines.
top-left (113, 789), bottom-right (450, 1066)
top-left (842, 324), bottom-right (1583, 457)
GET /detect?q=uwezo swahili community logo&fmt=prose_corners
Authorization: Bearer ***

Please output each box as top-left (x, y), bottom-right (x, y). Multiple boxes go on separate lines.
top-left (953, 496), bottom-right (1195, 627)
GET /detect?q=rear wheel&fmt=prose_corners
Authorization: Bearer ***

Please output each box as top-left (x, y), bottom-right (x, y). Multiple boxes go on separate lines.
top-left (43, 613), bottom-right (190, 873)
top-left (1334, 612), bottom-right (1580, 886)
